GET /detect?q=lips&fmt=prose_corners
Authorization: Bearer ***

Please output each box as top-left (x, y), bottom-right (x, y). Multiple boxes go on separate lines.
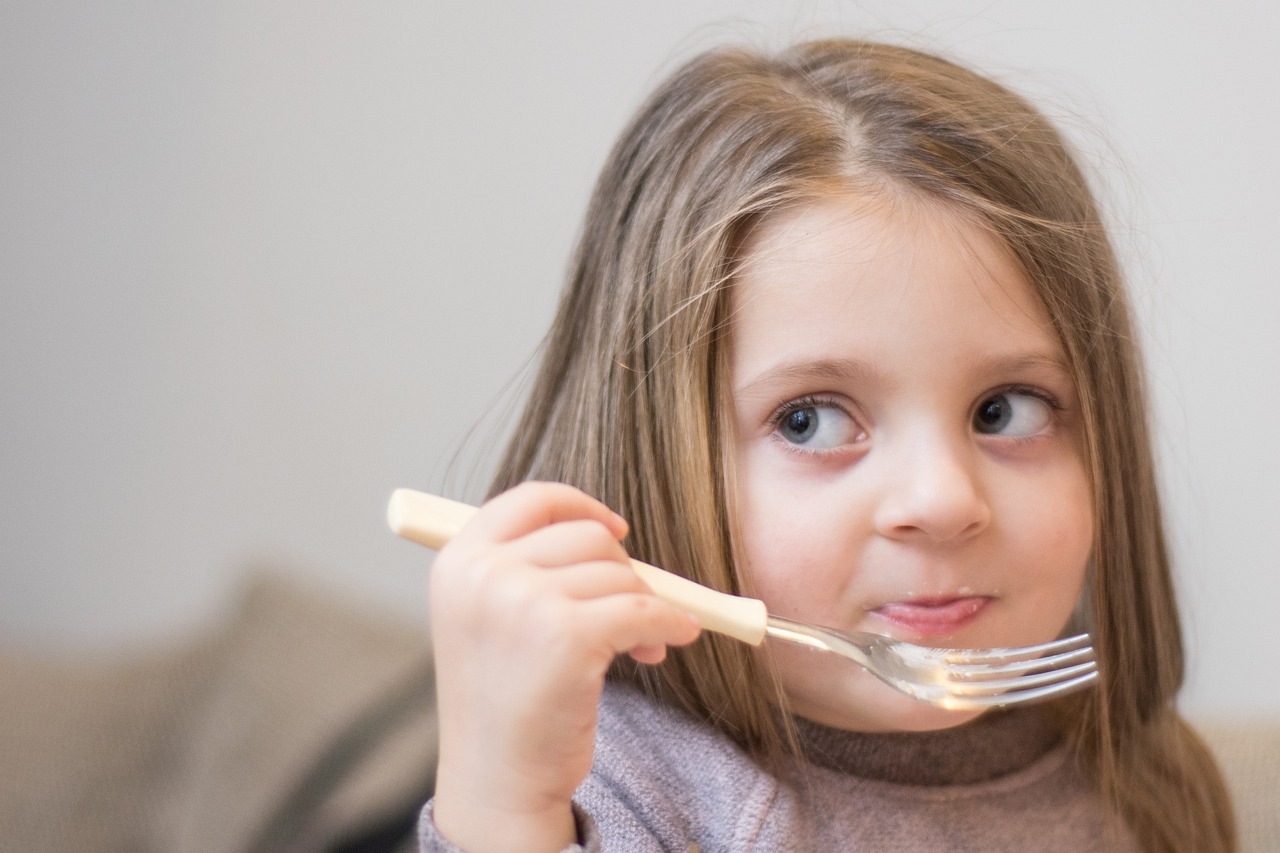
top-left (871, 596), bottom-right (991, 639)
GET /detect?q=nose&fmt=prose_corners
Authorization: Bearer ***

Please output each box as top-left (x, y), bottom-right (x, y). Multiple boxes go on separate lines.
top-left (873, 431), bottom-right (991, 543)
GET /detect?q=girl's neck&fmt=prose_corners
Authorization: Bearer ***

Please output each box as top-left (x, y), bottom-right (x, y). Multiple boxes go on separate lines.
top-left (792, 706), bottom-right (1062, 785)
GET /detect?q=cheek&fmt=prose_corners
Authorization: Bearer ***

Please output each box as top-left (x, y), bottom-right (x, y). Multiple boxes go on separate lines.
top-left (734, 463), bottom-right (796, 574)
top-left (736, 519), bottom-right (805, 603)
top-left (1049, 473), bottom-right (1094, 571)
top-left (1013, 468), bottom-right (1093, 600)
top-left (733, 487), bottom-right (848, 611)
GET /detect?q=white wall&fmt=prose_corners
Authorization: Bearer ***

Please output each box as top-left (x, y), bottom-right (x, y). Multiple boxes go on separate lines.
top-left (2, 1), bottom-right (1276, 716)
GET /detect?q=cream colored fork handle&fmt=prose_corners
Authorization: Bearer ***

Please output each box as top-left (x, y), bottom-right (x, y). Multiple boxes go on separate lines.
top-left (387, 488), bottom-right (768, 646)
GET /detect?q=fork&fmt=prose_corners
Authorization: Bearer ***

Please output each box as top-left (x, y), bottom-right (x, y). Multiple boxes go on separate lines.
top-left (386, 488), bottom-right (1097, 709)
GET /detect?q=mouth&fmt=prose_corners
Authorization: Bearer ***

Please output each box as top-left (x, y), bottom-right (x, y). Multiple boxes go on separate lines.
top-left (870, 595), bottom-right (992, 640)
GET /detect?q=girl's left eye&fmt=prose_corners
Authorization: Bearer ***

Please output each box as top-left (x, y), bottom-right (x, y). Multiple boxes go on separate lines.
top-left (972, 391), bottom-right (1054, 438)
top-left (773, 400), bottom-right (863, 450)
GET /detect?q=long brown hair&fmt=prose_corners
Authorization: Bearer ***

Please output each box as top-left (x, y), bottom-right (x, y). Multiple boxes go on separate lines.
top-left (488, 39), bottom-right (1234, 852)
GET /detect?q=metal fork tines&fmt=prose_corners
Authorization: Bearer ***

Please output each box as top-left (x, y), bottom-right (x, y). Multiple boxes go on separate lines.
top-left (764, 617), bottom-right (1098, 710)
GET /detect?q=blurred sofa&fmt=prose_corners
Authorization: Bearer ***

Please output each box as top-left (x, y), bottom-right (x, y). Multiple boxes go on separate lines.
top-left (1, 575), bottom-right (1275, 851)
top-left (0, 575), bottom-right (437, 852)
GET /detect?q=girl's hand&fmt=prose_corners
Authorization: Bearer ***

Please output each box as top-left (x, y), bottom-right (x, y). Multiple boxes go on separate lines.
top-left (428, 481), bottom-right (701, 853)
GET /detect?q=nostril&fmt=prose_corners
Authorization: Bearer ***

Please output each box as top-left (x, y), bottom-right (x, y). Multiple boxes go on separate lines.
top-left (873, 474), bottom-right (990, 542)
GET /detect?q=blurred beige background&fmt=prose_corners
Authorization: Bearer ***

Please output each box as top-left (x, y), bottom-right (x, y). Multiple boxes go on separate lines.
top-left (2, 1), bottom-right (1276, 717)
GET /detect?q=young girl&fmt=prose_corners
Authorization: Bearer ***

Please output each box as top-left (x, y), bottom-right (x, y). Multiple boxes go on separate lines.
top-left (419, 39), bottom-right (1235, 852)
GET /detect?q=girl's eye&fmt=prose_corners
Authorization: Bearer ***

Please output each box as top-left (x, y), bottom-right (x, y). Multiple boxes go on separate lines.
top-left (972, 392), bottom-right (1053, 437)
top-left (774, 402), bottom-right (862, 450)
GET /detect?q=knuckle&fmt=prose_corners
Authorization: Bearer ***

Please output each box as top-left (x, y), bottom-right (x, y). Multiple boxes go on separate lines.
top-left (608, 570), bottom-right (645, 597)
top-left (623, 592), bottom-right (664, 622)
top-left (507, 480), bottom-right (548, 500)
top-left (432, 545), bottom-right (528, 613)
top-left (579, 518), bottom-right (626, 551)
top-left (523, 596), bottom-right (580, 656)
top-left (510, 479), bottom-right (574, 505)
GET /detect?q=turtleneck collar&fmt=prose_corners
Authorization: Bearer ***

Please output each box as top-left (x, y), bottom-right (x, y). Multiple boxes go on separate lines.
top-left (791, 706), bottom-right (1063, 786)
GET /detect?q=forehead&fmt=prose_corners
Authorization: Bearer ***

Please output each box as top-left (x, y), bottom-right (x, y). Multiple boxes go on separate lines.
top-left (727, 193), bottom-right (1065, 386)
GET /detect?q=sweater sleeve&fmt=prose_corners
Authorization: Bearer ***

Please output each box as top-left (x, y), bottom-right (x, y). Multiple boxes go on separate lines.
top-left (415, 799), bottom-right (590, 853)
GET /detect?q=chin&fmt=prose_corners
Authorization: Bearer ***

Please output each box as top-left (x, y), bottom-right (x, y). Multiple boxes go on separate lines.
top-left (887, 702), bottom-right (988, 732)
top-left (797, 677), bottom-right (991, 733)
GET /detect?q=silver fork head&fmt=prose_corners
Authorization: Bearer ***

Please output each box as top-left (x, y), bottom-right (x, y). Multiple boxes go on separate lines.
top-left (873, 633), bottom-right (1098, 710)
top-left (764, 617), bottom-right (1098, 710)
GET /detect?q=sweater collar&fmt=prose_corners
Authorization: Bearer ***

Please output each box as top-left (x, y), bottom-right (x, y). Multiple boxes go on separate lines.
top-left (791, 706), bottom-right (1063, 785)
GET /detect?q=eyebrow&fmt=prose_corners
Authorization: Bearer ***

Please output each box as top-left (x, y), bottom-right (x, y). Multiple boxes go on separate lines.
top-left (736, 352), bottom-right (1073, 398)
top-left (736, 357), bottom-right (890, 398)
top-left (973, 352), bottom-right (1073, 378)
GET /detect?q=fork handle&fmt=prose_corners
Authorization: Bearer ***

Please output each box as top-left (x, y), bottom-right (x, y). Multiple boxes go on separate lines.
top-left (387, 488), bottom-right (768, 646)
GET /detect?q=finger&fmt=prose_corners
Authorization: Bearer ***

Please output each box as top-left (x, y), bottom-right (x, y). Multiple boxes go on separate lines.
top-left (512, 519), bottom-right (631, 570)
top-left (569, 594), bottom-right (702, 662)
top-left (467, 482), bottom-right (628, 545)
top-left (430, 556), bottom-right (659, 648)
top-left (627, 643), bottom-right (670, 665)
top-left (538, 561), bottom-right (652, 600)
top-left (431, 518), bottom-right (634, 610)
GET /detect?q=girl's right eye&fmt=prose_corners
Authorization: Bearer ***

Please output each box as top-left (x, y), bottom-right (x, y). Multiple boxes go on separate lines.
top-left (771, 398), bottom-right (864, 451)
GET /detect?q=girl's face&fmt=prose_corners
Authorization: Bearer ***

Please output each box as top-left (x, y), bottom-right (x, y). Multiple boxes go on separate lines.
top-left (729, 193), bottom-right (1092, 733)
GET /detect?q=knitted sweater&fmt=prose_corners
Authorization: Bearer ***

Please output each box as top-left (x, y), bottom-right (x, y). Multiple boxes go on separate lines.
top-left (419, 681), bottom-right (1137, 851)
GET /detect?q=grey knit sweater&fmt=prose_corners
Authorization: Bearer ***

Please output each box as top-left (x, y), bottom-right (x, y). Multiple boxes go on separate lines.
top-left (419, 681), bottom-right (1136, 851)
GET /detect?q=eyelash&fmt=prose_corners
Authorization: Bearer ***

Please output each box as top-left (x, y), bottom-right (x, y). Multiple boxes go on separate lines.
top-left (766, 394), bottom-right (847, 428)
top-left (987, 383), bottom-right (1062, 408)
